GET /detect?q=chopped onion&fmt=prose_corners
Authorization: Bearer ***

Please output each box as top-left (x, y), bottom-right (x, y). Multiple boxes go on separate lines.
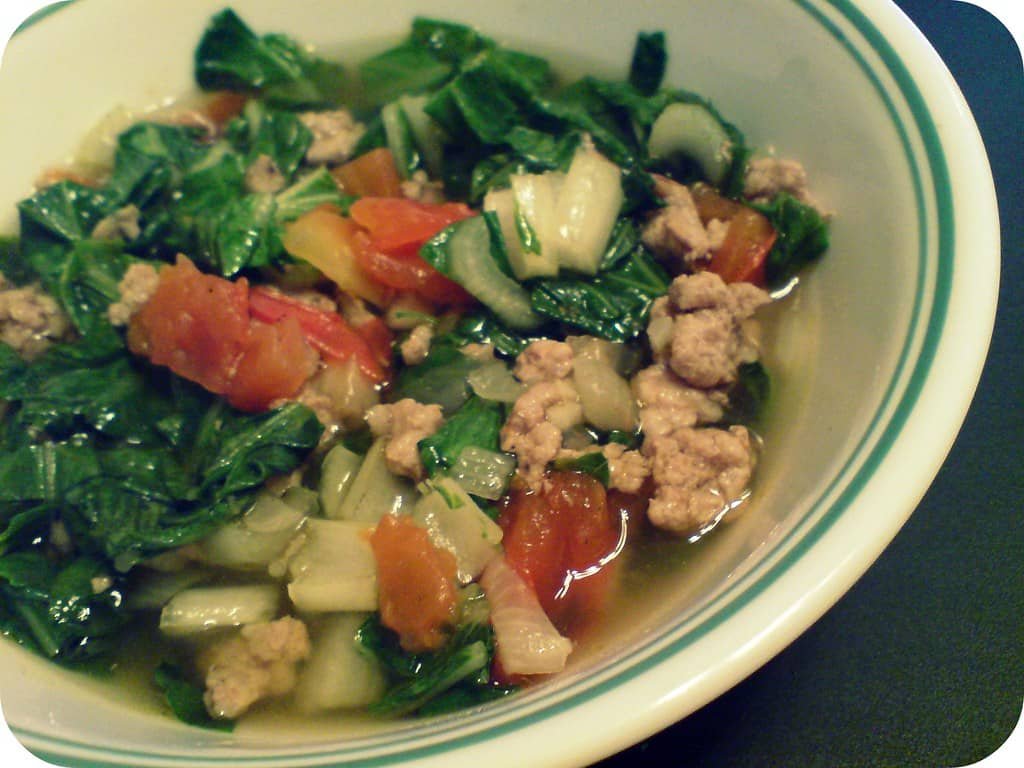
top-left (449, 446), bottom-right (517, 501)
top-left (479, 556), bottom-right (572, 675)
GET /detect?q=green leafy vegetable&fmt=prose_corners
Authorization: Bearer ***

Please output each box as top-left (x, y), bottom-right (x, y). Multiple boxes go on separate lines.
top-left (552, 450), bottom-right (610, 486)
top-left (419, 396), bottom-right (504, 478)
top-left (0, 552), bottom-right (128, 663)
top-left (389, 338), bottom-right (483, 414)
top-left (752, 192), bottom-right (831, 286)
top-left (194, 9), bottom-right (344, 108)
top-left (154, 662), bottom-right (234, 730)
top-left (629, 32), bottom-right (667, 96)
top-left (724, 361), bottom-right (771, 425)
top-left (531, 243), bottom-right (669, 341)
top-left (357, 617), bottom-right (512, 717)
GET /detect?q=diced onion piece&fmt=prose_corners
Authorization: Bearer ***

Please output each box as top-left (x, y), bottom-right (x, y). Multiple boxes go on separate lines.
top-left (449, 446), bottom-right (517, 501)
top-left (413, 477), bottom-right (503, 582)
top-left (159, 585), bottom-right (280, 636)
top-left (479, 556), bottom-right (572, 675)
top-left (292, 613), bottom-right (386, 713)
top-left (334, 439), bottom-right (418, 523)
top-left (552, 145), bottom-right (623, 275)
top-left (572, 357), bottom-right (638, 433)
top-left (319, 443), bottom-right (364, 519)
top-left (467, 361), bottom-right (525, 404)
top-left (287, 519), bottom-right (378, 612)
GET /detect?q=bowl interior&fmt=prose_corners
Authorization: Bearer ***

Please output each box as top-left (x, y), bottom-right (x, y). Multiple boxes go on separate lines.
top-left (0, 0), bottom-right (988, 765)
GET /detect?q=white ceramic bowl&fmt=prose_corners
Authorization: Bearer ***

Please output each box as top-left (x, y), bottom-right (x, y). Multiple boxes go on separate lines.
top-left (0, 0), bottom-right (999, 766)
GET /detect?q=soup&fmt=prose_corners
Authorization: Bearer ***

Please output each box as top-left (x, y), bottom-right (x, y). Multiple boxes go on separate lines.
top-left (0, 9), bottom-right (830, 729)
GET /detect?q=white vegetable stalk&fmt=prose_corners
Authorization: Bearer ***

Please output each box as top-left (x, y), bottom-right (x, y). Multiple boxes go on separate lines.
top-left (318, 443), bottom-right (363, 519)
top-left (286, 519), bottom-right (378, 612)
top-left (552, 144), bottom-right (624, 274)
top-left (292, 613), bottom-right (386, 713)
top-left (334, 439), bottom-right (417, 523)
top-left (159, 585), bottom-right (281, 636)
top-left (196, 493), bottom-right (306, 570)
top-left (413, 477), bottom-right (503, 582)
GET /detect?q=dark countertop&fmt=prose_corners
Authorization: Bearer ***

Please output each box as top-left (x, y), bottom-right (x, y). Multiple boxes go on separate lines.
top-left (599, 2), bottom-right (1024, 766)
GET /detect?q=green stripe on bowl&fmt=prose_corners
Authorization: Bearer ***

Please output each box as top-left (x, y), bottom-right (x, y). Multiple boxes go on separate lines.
top-left (10, 0), bottom-right (957, 764)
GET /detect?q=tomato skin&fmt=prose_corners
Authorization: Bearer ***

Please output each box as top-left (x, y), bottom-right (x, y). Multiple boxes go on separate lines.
top-left (282, 207), bottom-right (392, 308)
top-left (498, 471), bottom-right (624, 638)
top-left (350, 197), bottom-right (474, 254)
top-left (331, 148), bottom-right (404, 198)
top-left (354, 245), bottom-right (474, 309)
top-left (227, 317), bottom-right (318, 412)
top-left (369, 514), bottom-right (459, 653)
top-left (128, 255), bottom-right (250, 395)
top-left (248, 287), bottom-right (388, 383)
top-left (689, 184), bottom-right (776, 287)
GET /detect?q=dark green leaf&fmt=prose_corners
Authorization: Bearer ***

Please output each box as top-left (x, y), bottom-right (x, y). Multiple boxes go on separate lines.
top-left (629, 32), bottom-right (667, 96)
top-left (359, 44), bottom-right (452, 107)
top-left (531, 244), bottom-right (669, 341)
top-left (194, 9), bottom-right (344, 108)
top-left (357, 617), bottom-right (505, 717)
top-left (552, 450), bottom-right (610, 486)
top-left (751, 192), bottom-right (830, 286)
top-left (154, 662), bottom-right (234, 730)
top-left (419, 396), bottom-right (504, 477)
top-left (0, 236), bottom-right (36, 285)
top-left (389, 338), bottom-right (483, 414)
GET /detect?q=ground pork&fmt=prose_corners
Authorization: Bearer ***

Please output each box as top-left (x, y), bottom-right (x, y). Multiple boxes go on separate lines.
top-left (399, 323), bottom-right (433, 366)
top-left (0, 272), bottom-right (71, 359)
top-left (501, 379), bottom-right (582, 489)
top-left (641, 175), bottom-right (728, 270)
top-left (90, 204), bottom-right (141, 242)
top-left (107, 262), bottom-right (160, 327)
top-left (513, 339), bottom-right (574, 384)
top-left (648, 272), bottom-right (770, 389)
top-left (631, 364), bottom-right (727, 440)
top-left (644, 425), bottom-right (755, 534)
top-left (602, 442), bottom-right (651, 494)
top-left (200, 616), bottom-right (310, 720)
top-left (244, 153), bottom-right (286, 194)
top-left (401, 169), bottom-right (446, 204)
top-left (743, 156), bottom-right (825, 213)
top-left (366, 398), bottom-right (444, 479)
top-left (299, 110), bottom-right (365, 166)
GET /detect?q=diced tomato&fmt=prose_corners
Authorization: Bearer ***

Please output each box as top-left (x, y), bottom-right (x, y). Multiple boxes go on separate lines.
top-left (227, 317), bottom-right (318, 412)
top-left (349, 313), bottom-right (394, 372)
top-left (331, 148), bottom-right (404, 198)
top-left (128, 255), bottom-right (250, 395)
top-left (498, 471), bottom-right (624, 638)
top-left (707, 207), bottom-right (776, 285)
top-left (354, 244), bottom-right (475, 309)
top-left (201, 91), bottom-right (248, 126)
top-left (248, 286), bottom-right (388, 383)
top-left (690, 184), bottom-right (776, 287)
top-left (369, 514), bottom-right (459, 653)
top-left (282, 207), bottom-right (392, 307)
top-left (350, 198), bottom-right (474, 255)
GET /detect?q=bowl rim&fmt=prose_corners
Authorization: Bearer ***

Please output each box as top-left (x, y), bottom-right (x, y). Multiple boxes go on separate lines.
top-left (3, 0), bottom-right (1000, 765)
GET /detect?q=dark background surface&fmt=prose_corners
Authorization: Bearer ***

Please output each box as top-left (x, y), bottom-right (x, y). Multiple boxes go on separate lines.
top-left (598, 2), bottom-right (1023, 766)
